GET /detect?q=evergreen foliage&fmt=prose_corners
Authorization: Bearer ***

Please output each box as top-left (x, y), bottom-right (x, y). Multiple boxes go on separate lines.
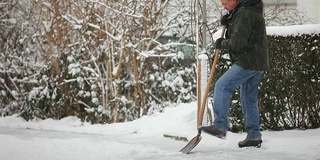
top-left (259, 33), bottom-right (320, 130)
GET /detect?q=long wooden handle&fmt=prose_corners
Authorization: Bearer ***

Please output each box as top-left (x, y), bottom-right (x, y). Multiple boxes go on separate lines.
top-left (198, 26), bottom-right (226, 127)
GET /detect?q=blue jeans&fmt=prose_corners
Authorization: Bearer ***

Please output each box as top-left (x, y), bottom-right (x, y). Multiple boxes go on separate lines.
top-left (213, 64), bottom-right (263, 140)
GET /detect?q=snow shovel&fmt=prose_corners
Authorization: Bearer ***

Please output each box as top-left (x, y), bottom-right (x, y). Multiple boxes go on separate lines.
top-left (179, 26), bottom-right (226, 154)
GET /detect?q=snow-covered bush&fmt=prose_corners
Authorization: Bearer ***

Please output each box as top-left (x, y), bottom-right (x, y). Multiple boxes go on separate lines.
top-left (0, 0), bottom-right (42, 116)
top-left (1, 0), bottom-right (199, 123)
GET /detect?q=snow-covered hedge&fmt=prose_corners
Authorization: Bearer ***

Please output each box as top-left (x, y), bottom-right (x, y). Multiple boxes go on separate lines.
top-left (259, 25), bottom-right (320, 130)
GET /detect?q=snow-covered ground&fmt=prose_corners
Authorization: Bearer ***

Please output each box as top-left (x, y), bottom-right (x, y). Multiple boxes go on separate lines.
top-left (1, 102), bottom-right (319, 160)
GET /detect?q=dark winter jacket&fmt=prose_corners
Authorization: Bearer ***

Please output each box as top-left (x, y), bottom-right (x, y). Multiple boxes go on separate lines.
top-left (221, 0), bottom-right (269, 71)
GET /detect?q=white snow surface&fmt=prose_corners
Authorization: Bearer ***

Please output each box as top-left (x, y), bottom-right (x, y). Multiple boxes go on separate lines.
top-left (214, 24), bottom-right (320, 40)
top-left (1, 102), bottom-right (320, 160)
top-left (266, 24), bottom-right (320, 36)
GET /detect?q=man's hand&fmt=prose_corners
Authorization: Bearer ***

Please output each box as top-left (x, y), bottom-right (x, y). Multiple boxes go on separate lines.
top-left (215, 38), bottom-right (225, 49)
top-left (221, 14), bottom-right (230, 26)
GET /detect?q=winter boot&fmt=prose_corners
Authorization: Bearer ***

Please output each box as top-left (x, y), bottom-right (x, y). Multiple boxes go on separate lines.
top-left (200, 125), bottom-right (226, 139)
top-left (238, 139), bottom-right (262, 148)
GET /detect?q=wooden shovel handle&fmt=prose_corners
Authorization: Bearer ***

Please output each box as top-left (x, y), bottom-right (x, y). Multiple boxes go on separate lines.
top-left (198, 26), bottom-right (226, 127)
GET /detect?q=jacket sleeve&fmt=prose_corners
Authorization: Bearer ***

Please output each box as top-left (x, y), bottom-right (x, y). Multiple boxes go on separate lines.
top-left (221, 10), bottom-right (255, 53)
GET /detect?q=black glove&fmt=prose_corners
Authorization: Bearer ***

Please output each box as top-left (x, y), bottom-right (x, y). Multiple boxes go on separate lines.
top-left (215, 38), bottom-right (225, 49)
top-left (220, 14), bottom-right (230, 26)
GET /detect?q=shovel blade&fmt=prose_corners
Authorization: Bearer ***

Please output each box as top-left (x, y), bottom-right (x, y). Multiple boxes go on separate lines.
top-left (179, 134), bottom-right (202, 154)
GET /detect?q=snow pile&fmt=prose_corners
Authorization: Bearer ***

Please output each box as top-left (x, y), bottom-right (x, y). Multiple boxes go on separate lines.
top-left (0, 102), bottom-right (198, 139)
